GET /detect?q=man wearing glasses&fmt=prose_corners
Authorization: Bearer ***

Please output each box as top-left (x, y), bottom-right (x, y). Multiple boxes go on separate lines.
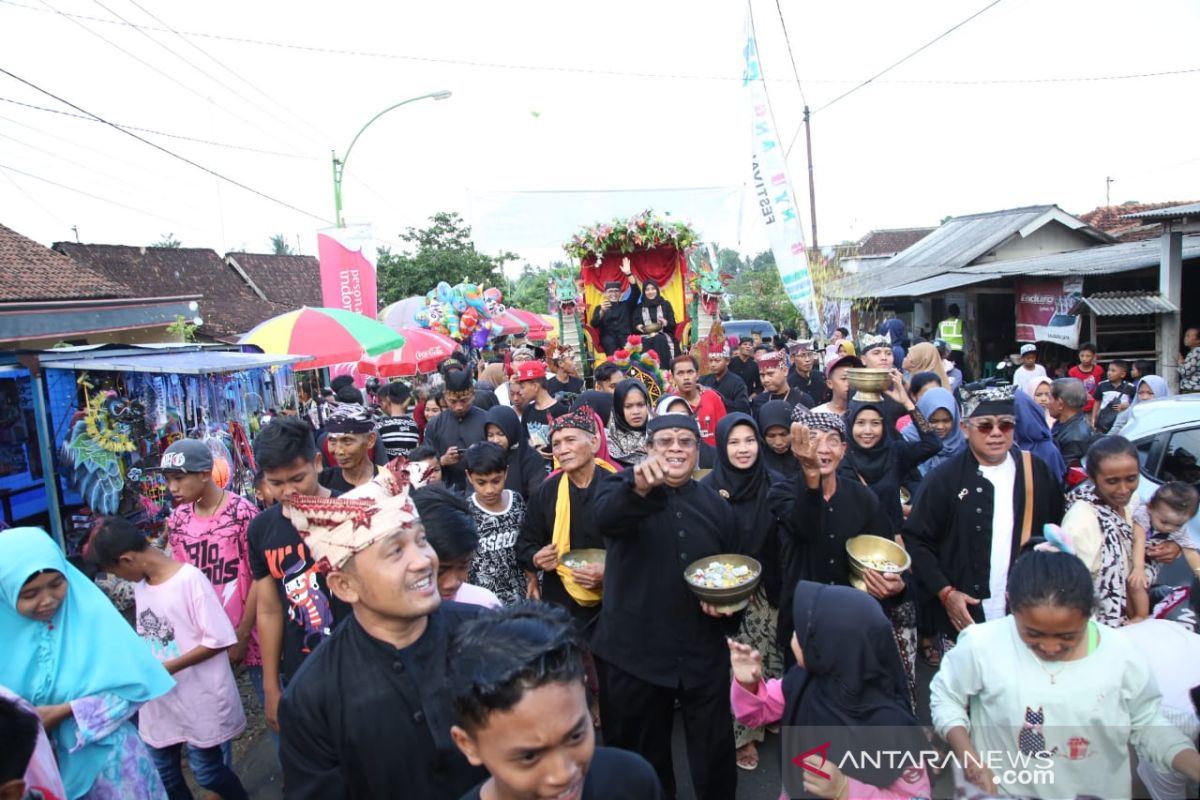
top-left (590, 414), bottom-right (742, 800)
top-left (422, 371), bottom-right (488, 491)
top-left (903, 393), bottom-right (1064, 653)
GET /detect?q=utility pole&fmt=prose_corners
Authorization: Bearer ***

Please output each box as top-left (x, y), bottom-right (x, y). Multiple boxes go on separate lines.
top-left (804, 106), bottom-right (818, 250)
top-left (1106, 176), bottom-right (1114, 207)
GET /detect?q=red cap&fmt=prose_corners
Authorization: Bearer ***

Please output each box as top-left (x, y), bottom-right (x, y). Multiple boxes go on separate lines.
top-left (513, 360), bottom-right (547, 381)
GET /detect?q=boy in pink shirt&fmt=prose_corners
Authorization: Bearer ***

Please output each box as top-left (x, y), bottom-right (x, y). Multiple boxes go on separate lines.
top-left (89, 517), bottom-right (249, 800)
top-left (155, 440), bottom-right (261, 680)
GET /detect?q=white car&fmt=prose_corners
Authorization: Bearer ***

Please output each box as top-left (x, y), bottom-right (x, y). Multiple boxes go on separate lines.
top-left (1119, 394), bottom-right (1200, 583)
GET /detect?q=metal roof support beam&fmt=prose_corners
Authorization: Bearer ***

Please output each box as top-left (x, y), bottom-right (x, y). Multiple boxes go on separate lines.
top-left (1159, 228), bottom-right (1183, 391)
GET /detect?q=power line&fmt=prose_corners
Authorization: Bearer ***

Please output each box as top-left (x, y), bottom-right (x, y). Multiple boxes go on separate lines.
top-left (5, 0), bottom-right (1195, 87)
top-left (34, 0), bottom-right (313, 158)
top-left (0, 67), bottom-right (332, 222)
top-left (0, 96), bottom-right (316, 158)
top-left (6, 0), bottom-right (1197, 87)
top-left (0, 161), bottom-right (200, 228)
top-left (813, 0), bottom-right (1004, 113)
top-left (0, 166), bottom-right (70, 228)
top-left (112, 0), bottom-right (401, 219)
top-left (773, 0), bottom-right (807, 108)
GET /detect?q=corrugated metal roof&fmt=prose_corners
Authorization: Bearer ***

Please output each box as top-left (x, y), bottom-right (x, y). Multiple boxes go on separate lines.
top-left (1068, 292), bottom-right (1179, 316)
top-left (824, 234), bottom-right (1200, 300)
top-left (824, 205), bottom-right (1113, 299)
top-left (874, 271), bottom-right (1003, 298)
top-left (887, 205), bottom-right (1056, 271)
top-left (1121, 202), bottom-right (1200, 221)
top-left (958, 235), bottom-right (1200, 277)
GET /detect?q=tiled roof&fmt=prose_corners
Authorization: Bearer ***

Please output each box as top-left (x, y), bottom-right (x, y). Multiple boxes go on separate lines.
top-left (855, 227), bottom-right (935, 256)
top-left (0, 223), bottom-right (127, 301)
top-left (224, 252), bottom-right (322, 309)
top-left (1076, 201), bottom-right (1199, 242)
top-left (53, 243), bottom-right (288, 338)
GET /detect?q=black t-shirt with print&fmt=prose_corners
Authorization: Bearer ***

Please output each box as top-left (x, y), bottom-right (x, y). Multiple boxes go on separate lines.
top-left (520, 400), bottom-right (569, 453)
top-left (247, 503), bottom-right (350, 682)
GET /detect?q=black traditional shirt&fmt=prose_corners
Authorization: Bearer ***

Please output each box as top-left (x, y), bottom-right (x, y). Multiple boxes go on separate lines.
top-left (278, 604), bottom-right (488, 800)
top-left (590, 471), bottom-right (742, 689)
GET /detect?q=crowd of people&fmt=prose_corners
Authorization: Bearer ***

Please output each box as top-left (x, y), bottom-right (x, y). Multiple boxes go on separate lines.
top-left (3, 319), bottom-right (1200, 800)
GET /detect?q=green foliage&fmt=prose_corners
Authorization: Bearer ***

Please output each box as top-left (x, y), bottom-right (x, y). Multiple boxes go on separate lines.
top-left (727, 251), bottom-right (799, 327)
top-left (270, 234), bottom-right (294, 255)
top-left (166, 314), bottom-right (198, 342)
top-left (152, 233), bottom-right (181, 248)
top-left (376, 212), bottom-right (518, 305)
top-left (505, 263), bottom-right (552, 314)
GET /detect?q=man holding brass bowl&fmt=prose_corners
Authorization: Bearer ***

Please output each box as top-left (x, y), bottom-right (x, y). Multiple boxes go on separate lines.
top-left (591, 413), bottom-right (742, 800)
top-left (768, 411), bottom-right (904, 674)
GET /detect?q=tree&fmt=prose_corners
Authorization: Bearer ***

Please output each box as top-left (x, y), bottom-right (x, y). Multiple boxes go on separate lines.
top-left (270, 234), bottom-right (294, 255)
top-left (152, 233), bottom-right (181, 248)
top-left (505, 263), bottom-right (551, 314)
top-left (726, 250), bottom-right (808, 331)
top-left (376, 212), bottom-right (517, 305)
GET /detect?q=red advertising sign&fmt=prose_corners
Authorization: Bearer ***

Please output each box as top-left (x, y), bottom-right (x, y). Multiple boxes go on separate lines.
top-left (1015, 277), bottom-right (1082, 348)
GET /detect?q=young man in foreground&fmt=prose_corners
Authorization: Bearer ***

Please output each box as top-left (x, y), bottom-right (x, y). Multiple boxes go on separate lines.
top-left (449, 602), bottom-right (663, 800)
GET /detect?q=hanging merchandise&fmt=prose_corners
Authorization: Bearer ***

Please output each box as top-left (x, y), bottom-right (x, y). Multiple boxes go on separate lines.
top-left (54, 356), bottom-right (295, 532)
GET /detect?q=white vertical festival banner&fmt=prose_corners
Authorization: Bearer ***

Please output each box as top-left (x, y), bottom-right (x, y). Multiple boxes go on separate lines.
top-left (743, 14), bottom-right (821, 335)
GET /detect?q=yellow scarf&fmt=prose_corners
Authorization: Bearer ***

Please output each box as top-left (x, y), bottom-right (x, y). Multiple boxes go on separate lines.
top-left (552, 460), bottom-right (618, 607)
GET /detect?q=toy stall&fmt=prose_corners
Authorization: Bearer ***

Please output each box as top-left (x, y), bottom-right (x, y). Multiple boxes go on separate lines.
top-left (33, 345), bottom-right (299, 549)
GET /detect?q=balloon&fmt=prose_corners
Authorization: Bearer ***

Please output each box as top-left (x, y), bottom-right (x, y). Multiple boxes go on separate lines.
top-left (461, 307), bottom-right (479, 332)
top-left (414, 308), bottom-right (432, 328)
top-left (471, 327), bottom-right (490, 348)
top-left (483, 287), bottom-right (505, 318)
top-left (436, 281), bottom-right (454, 306)
top-left (211, 457), bottom-right (230, 489)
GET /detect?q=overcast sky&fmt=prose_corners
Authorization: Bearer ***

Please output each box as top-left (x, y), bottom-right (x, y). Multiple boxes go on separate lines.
top-left (1, 0), bottom-right (1197, 266)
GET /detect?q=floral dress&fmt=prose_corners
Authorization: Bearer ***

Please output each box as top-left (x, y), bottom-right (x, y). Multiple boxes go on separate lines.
top-left (71, 693), bottom-right (166, 799)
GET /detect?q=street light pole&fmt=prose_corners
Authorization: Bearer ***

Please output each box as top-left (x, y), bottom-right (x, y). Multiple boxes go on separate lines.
top-left (331, 90), bottom-right (452, 227)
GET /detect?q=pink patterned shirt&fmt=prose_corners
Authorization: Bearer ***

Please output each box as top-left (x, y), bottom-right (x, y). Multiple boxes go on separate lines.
top-left (167, 493), bottom-right (261, 666)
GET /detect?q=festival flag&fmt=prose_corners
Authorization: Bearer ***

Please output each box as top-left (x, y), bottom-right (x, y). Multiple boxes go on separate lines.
top-left (316, 224), bottom-right (378, 319)
top-left (743, 14), bottom-right (820, 335)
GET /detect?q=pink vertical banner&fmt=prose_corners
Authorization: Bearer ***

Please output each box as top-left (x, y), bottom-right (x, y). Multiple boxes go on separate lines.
top-left (316, 224), bottom-right (377, 318)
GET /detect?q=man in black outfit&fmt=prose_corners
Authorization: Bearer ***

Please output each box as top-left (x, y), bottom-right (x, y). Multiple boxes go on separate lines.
top-left (786, 340), bottom-right (829, 406)
top-left (729, 336), bottom-right (763, 396)
top-left (699, 341), bottom-right (750, 415)
top-left (750, 350), bottom-right (813, 421)
top-left (278, 464), bottom-right (487, 799)
top-left (422, 370), bottom-right (488, 491)
top-left (902, 395), bottom-right (1064, 649)
top-left (589, 259), bottom-right (640, 356)
top-left (591, 414), bottom-right (742, 800)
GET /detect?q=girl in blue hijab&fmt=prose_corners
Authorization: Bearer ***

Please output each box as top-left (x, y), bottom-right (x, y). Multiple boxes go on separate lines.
top-left (1013, 389), bottom-right (1068, 484)
top-left (901, 387), bottom-right (965, 476)
top-left (0, 528), bottom-right (173, 798)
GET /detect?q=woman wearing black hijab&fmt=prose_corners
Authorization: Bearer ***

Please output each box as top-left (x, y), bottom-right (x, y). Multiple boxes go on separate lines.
top-left (483, 405), bottom-right (546, 500)
top-left (703, 413), bottom-right (786, 771)
top-left (756, 399), bottom-right (800, 478)
top-left (634, 279), bottom-right (676, 368)
top-left (607, 379), bottom-right (651, 467)
top-left (841, 382), bottom-right (941, 531)
top-left (729, 582), bottom-right (930, 798)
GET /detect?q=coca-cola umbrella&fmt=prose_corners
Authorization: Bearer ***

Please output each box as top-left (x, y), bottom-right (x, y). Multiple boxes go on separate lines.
top-left (358, 327), bottom-right (460, 377)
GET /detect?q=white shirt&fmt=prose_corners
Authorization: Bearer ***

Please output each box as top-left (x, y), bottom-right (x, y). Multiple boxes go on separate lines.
top-left (1012, 363), bottom-right (1048, 395)
top-left (979, 454), bottom-right (1016, 621)
top-left (1120, 620), bottom-right (1200, 738)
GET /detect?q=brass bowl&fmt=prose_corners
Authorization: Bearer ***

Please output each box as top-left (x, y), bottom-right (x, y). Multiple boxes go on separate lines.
top-left (846, 535), bottom-right (911, 592)
top-left (847, 367), bottom-right (892, 402)
top-left (561, 548), bottom-right (605, 569)
top-left (683, 554), bottom-right (762, 612)
top-left (642, 322), bottom-right (663, 334)
top-left (693, 468), bottom-right (712, 481)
